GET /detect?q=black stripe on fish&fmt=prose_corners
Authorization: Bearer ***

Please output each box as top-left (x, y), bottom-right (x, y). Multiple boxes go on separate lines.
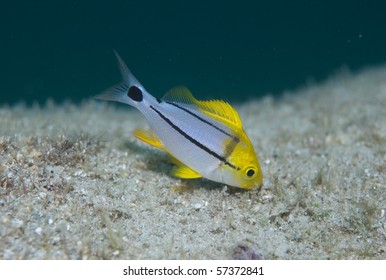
top-left (127, 86), bottom-right (143, 102)
top-left (150, 105), bottom-right (240, 170)
top-left (165, 101), bottom-right (240, 143)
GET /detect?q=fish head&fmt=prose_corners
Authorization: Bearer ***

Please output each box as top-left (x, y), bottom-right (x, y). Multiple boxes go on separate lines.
top-left (225, 133), bottom-right (263, 189)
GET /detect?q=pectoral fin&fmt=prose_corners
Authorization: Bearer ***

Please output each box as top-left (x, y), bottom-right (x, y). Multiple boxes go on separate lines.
top-left (134, 127), bottom-right (202, 179)
top-left (133, 128), bottom-right (164, 150)
top-left (169, 157), bottom-right (202, 179)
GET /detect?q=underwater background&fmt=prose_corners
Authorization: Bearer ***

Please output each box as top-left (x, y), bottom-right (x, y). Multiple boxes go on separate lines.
top-left (1, 1), bottom-right (386, 261)
top-left (1, 0), bottom-right (386, 105)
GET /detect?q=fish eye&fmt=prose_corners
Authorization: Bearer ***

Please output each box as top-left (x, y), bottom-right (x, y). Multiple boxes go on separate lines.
top-left (246, 168), bottom-right (255, 178)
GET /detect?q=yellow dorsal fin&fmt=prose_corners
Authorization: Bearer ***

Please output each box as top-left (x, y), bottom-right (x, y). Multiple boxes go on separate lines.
top-left (169, 156), bottom-right (202, 179)
top-left (133, 128), bottom-right (164, 150)
top-left (195, 99), bottom-right (243, 131)
top-left (162, 86), bottom-right (243, 131)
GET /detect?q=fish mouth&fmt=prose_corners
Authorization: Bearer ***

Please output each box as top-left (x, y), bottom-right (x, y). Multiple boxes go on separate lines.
top-left (254, 182), bottom-right (263, 190)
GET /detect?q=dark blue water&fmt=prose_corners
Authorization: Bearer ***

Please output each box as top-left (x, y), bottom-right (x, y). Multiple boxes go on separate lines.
top-left (1, 0), bottom-right (386, 105)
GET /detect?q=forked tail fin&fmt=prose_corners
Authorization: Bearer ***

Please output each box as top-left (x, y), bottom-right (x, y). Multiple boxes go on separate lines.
top-left (95, 51), bottom-right (147, 106)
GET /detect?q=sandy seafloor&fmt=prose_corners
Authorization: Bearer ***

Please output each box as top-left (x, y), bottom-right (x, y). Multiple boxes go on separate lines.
top-left (0, 66), bottom-right (385, 260)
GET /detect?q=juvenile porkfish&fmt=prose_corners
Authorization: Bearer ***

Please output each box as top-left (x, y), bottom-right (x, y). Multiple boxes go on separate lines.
top-left (96, 52), bottom-right (263, 189)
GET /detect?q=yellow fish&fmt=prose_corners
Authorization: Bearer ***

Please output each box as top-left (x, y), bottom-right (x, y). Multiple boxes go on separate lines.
top-left (96, 52), bottom-right (263, 189)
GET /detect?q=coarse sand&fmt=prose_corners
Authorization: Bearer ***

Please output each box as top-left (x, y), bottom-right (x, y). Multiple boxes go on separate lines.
top-left (0, 66), bottom-right (385, 259)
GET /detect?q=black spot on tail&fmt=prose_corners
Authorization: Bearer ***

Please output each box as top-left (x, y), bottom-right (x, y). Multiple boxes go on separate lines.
top-left (127, 86), bottom-right (143, 102)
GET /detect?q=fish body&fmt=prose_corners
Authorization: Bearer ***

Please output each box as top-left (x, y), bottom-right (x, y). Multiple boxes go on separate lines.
top-left (97, 52), bottom-right (263, 189)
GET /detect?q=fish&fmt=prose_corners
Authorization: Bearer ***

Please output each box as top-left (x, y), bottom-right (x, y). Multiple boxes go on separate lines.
top-left (96, 52), bottom-right (263, 189)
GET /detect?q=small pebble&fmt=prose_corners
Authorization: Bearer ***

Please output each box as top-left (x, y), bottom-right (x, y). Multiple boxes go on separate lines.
top-left (112, 250), bottom-right (120, 256)
top-left (39, 192), bottom-right (47, 199)
top-left (232, 244), bottom-right (263, 260)
top-left (193, 203), bottom-right (202, 210)
top-left (260, 194), bottom-right (273, 204)
top-left (35, 227), bottom-right (42, 235)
